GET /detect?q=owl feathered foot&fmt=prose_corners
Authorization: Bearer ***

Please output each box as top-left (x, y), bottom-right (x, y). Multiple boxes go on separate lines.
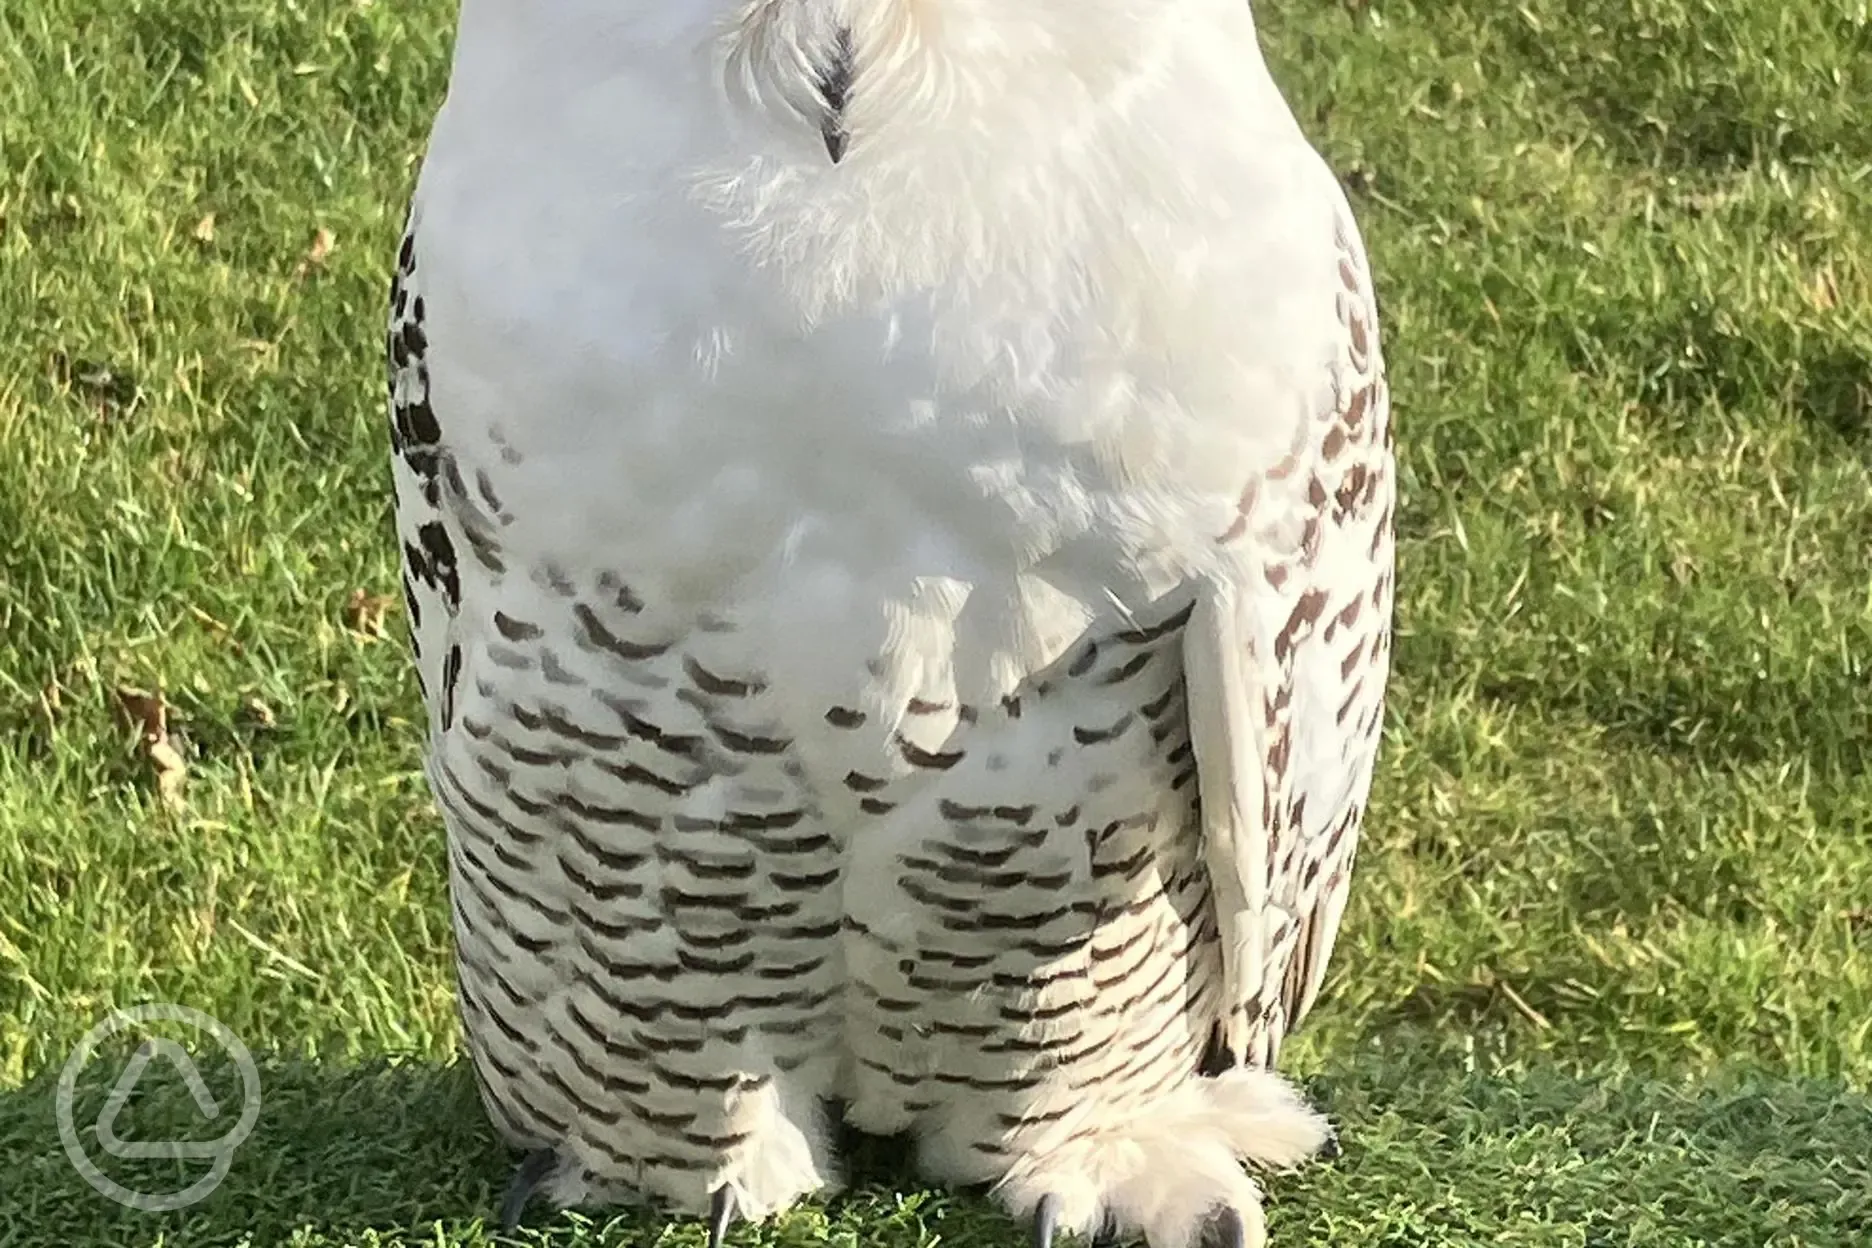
top-left (1199, 1209), bottom-right (1248, 1248)
top-left (1033, 1196), bottom-right (1246, 1248)
top-left (495, 1153), bottom-right (740, 1247)
top-left (998, 1068), bottom-right (1329, 1248)
top-left (499, 1146), bottom-right (559, 1231)
top-left (1209, 1030), bottom-right (1345, 1165)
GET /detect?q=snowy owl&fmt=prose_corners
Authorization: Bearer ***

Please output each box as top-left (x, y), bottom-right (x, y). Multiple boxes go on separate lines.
top-left (387, 2), bottom-right (1395, 1246)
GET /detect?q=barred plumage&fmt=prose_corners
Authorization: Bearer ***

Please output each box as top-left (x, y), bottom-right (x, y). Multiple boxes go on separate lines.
top-left (389, 3), bottom-right (1393, 1246)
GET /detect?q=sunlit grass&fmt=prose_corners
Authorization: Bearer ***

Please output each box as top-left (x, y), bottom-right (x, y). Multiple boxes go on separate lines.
top-left (1, 0), bottom-right (1867, 1243)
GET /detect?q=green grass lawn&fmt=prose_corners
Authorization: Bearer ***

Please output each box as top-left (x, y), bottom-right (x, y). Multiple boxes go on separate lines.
top-left (2, 0), bottom-right (1869, 1244)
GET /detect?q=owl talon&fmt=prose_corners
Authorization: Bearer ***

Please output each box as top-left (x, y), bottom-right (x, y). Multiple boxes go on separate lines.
top-left (707, 1185), bottom-right (738, 1248)
top-left (1032, 1193), bottom-right (1060, 1248)
top-left (1202, 1207), bottom-right (1247, 1248)
top-left (499, 1147), bottom-right (558, 1231)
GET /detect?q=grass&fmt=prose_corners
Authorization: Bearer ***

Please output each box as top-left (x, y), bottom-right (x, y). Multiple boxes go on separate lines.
top-left (1, 0), bottom-right (1868, 1243)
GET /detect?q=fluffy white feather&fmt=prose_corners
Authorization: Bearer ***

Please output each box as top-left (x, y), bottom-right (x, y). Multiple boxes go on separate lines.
top-left (393, 2), bottom-right (1393, 1244)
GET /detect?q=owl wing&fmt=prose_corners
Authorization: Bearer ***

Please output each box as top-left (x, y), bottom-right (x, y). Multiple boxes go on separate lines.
top-left (387, 211), bottom-right (464, 739)
top-left (1184, 189), bottom-right (1396, 1070)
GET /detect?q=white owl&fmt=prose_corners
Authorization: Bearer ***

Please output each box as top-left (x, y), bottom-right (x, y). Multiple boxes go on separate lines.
top-left (388, 3), bottom-right (1395, 1247)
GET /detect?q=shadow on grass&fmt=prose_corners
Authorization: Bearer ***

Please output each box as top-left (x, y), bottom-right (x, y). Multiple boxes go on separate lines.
top-left (1557, 298), bottom-right (1872, 458)
top-left (1290, 1040), bottom-right (1872, 1246)
top-left (0, 1056), bottom-right (500, 1247)
top-left (1486, 4), bottom-right (1867, 178)
top-left (1, 1044), bottom-right (1866, 1246)
top-left (0, 1053), bottom-right (934, 1248)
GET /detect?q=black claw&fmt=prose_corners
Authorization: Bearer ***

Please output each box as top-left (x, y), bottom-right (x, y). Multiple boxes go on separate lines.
top-left (499, 1147), bottom-right (557, 1231)
top-left (707, 1185), bottom-right (737, 1248)
top-left (1032, 1193), bottom-right (1060, 1248)
top-left (1091, 1216), bottom-right (1122, 1247)
top-left (1202, 1207), bottom-right (1247, 1248)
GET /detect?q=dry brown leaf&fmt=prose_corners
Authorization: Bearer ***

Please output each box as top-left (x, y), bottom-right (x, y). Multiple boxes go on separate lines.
top-left (114, 687), bottom-right (188, 811)
top-left (344, 588), bottom-right (395, 638)
top-left (114, 686), bottom-right (166, 741)
top-left (241, 695), bottom-right (277, 729)
top-left (295, 226), bottom-right (336, 278)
